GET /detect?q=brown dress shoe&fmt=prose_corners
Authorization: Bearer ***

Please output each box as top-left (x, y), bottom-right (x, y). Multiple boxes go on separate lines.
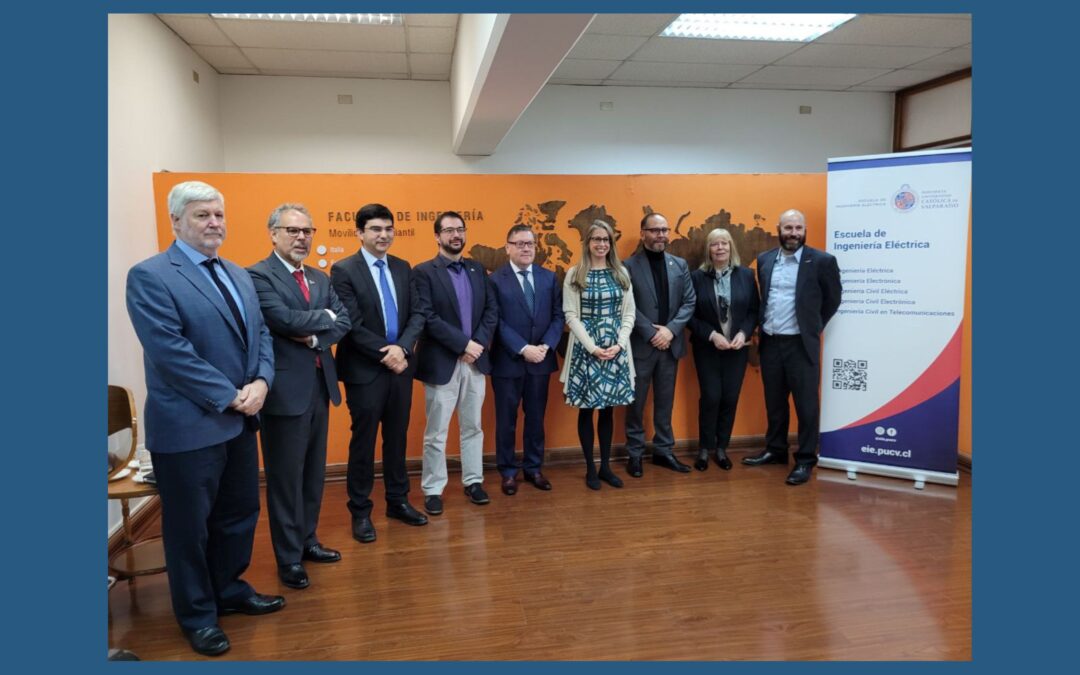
top-left (501, 474), bottom-right (518, 496)
top-left (523, 472), bottom-right (552, 490)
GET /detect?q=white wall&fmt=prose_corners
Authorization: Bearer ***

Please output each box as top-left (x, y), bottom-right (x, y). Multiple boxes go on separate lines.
top-left (108, 14), bottom-right (225, 536)
top-left (222, 77), bottom-right (892, 173)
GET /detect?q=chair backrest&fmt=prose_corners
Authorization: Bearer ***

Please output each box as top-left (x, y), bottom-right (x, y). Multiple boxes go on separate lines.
top-left (108, 385), bottom-right (138, 480)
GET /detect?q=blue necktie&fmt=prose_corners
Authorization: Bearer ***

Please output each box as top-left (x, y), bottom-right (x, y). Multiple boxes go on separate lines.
top-left (374, 259), bottom-right (398, 343)
top-left (518, 270), bottom-right (535, 314)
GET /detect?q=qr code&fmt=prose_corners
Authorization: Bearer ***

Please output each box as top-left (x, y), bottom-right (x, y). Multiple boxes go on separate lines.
top-left (832, 358), bottom-right (868, 391)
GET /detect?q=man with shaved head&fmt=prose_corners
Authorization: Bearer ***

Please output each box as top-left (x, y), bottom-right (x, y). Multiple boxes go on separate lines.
top-left (743, 209), bottom-right (842, 485)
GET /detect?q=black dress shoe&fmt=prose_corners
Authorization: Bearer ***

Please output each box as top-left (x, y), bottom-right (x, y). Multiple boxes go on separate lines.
top-left (302, 543), bottom-right (341, 563)
top-left (277, 563), bottom-right (309, 589)
top-left (352, 517), bottom-right (376, 543)
top-left (424, 495), bottom-right (444, 515)
top-left (465, 483), bottom-right (491, 505)
top-left (742, 449), bottom-right (788, 466)
top-left (585, 473), bottom-right (601, 490)
top-left (786, 464), bottom-right (814, 485)
top-left (184, 625), bottom-right (230, 657)
top-left (714, 448), bottom-right (733, 471)
top-left (501, 474), bottom-right (518, 496)
top-left (386, 501), bottom-right (429, 526)
top-left (627, 456), bottom-right (643, 477)
top-left (598, 467), bottom-right (623, 488)
top-left (652, 452), bottom-right (692, 473)
top-left (523, 472), bottom-right (553, 490)
top-left (693, 449), bottom-right (709, 472)
top-left (218, 592), bottom-right (286, 616)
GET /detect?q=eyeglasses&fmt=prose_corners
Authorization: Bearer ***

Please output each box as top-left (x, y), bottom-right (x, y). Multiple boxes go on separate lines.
top-left (508, 241), bottom-right (536, 249)
top-left (365, 226), bottom-right (394, 235)
top-left (642, 227), bottom-right (670, 235)
top-left (440, 226), bottom-right (466, 236)
top-left (274, 226), bottom-right (317, 238)
top-left (589, 237), bottom-right (611, 244)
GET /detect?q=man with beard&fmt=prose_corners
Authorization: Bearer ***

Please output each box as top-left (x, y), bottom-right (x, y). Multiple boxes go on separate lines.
top-left (331, 203), bottom-right (430, 545)
top-left (412, 211), bottom-right (499, 515)
top-left (743, 209), bottom-right (842, 485)
top-left (623, 212), bottom-right (697, 477)
top-left (248, 204), bottom-right (351, 589)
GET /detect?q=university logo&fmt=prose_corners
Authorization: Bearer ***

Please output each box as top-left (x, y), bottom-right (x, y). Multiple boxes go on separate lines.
top-left (892, 184), bottom-right (917, 212)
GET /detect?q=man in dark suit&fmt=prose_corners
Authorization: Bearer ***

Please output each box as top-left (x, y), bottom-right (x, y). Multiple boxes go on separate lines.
top-left (331, 203), bottom-right (430, 545)
top-left (490, 225), bottom-right (565, 495)
top-left (743, 209), bottom-right (842, 485)
top-left (623, 213), bottom-right (697, 477)
top-left (126, 181), bottom-right (284, 657)
top-left (247, 204), bottom-right (351, 590)
top-left (412, 211), bottom-right (499, 515)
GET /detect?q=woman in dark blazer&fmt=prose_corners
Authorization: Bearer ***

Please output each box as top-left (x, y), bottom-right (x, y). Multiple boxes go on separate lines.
top-left (687, 228), bottom-right (760, 471)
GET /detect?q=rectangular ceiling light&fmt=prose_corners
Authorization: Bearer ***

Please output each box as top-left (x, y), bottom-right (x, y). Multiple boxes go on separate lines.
top-left (660, 13), bottom-right (856, 42)
top-left (211, 13), bottom-right (402, 25)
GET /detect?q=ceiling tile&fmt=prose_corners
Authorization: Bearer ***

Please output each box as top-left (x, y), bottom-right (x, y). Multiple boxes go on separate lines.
top-left (857, 68), bottom-right (956, 88)
top-left (817, 15), bottom-right (971, 48)
top-left (215, 19), bottom-right (406, 52)
top-left (847, 85), bottom-right (903, 92)
top-left (631, 37), bottom-right (802, 65)
top-left (586, 14), bottom-right (678, 36)
top-left (727, 82), bottom-right (849, 91)
top-left (776, 43), bottom-right (947, 69)
top-left (407, 26), bottom-right (455, 54)
top-left (409, 53), bottom-right (451, 76)
top-left (548, 78), bottom-right (605, 86)
top-left (404, 14), bottom-right (459, 28)
top-left (259, 69), bottom-right (409, 80)
top-left (907, 46), bottom-right (971, 71)
top-left (411, 73), bottom-right (449, 81)
top-left (609, 61), bottom-right (760, 84)
top-left (191, 45), bottom-right (254, 70)
top-left (243, 48), bottom-right (408, 74)
top-left (552, 59), bottom-right (622, 80)
top-left (738, 65), bottom-right (891, 86)
top-left (157, 14), bottom-right (233, 47)
top-left (567, 34), bottom-right (648, 60)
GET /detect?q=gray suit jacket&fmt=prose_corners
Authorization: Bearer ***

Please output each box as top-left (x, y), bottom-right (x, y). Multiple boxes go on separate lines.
top-left (623, 251), bottom-right (696, 361)
top-left (248, 253), bottom-right (351, 416)
top-left (126, 242), bottom-right (275, 453)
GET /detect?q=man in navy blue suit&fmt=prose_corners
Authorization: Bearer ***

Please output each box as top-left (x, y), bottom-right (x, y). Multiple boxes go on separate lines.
top-left (490, 225), bottom-right (565, 495)
top-left (126, 181), bottom-right (284, 657)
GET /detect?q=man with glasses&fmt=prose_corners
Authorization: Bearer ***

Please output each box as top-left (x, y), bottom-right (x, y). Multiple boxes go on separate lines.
top-left (126, 181), bottom-right (281, 656)
top-left (490, 225), bottom-right (565, 495)
top-left (744, 209), bottom-right (842, 485)
top-left (331, 203), bottom-right (430, 545)
top-left (623, 212), bottom-right (697, 477)
top-left (248, 204), bottom-right (351, 589)
top-left (412, 211), bottom-right (499, 514)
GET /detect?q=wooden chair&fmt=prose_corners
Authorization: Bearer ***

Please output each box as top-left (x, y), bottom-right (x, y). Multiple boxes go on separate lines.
top-left (107, 385), bottom-right (166, 582)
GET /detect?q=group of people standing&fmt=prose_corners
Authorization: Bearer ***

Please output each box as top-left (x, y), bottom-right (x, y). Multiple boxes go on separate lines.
top-left (125, 180), bottom-right (841, 656)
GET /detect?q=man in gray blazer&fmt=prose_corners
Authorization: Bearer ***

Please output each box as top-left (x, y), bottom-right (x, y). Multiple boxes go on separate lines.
top-left (248, 204), bottom-right (351, 590)
top-left (126, 181), bottom-right (283, 657)
top-left (623, 213), bottom-right (697, 477)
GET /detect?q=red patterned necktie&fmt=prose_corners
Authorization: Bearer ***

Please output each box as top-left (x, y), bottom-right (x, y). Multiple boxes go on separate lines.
top-left (292, 270), bottom-right (320, 367)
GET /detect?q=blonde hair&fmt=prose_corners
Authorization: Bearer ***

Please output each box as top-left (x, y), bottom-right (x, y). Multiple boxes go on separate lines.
top-left (699, 227), bottom-right (741, 271)
top-left (571, 220), bottom-right (630, 291)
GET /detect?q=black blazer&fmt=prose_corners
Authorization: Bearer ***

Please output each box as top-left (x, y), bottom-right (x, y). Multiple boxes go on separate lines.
top-left (412, 255), bottom-right (499, 385)
top-left (331, 250), bottom-right (426, 385)
top-left (687, 266), bottom-right (759, 348)
top-left (248, 254), bottom-right (351, 416)
top-left (756, 245), bottom-right (842, 365)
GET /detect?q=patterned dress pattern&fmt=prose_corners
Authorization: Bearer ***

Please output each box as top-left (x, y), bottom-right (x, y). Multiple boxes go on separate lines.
top-left (564, 269), bottom-right (635, 409)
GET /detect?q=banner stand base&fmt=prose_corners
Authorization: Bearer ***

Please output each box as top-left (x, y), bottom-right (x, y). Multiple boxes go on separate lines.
top-left (819, 457), bottom-right (959, 488)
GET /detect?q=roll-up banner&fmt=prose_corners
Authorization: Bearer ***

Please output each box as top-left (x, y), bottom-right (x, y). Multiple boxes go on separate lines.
top-left (819, 149), bottom-right (971, 487)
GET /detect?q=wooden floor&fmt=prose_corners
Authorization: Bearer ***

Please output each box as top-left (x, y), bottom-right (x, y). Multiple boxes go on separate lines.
top-left (107, 452), bottom-right (971, 661)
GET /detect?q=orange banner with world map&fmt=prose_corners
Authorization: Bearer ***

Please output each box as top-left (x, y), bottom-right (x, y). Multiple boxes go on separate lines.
top-left (151, 172), bottom-right (971, 465)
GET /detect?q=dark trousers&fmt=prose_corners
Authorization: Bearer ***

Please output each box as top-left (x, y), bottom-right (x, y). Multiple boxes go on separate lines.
top-left (492, 372), bottom-right (550, 477)
top-left (260, 375), bottom-right (330, 566)
top-left (625, 349), bottom-right (678, 458)
top-left (693, 343), bottom-right (750, 452)
top-left (759, 333), bottom-right (821, 466)
top-left (151, 429), bottom-right (259, 631)
top-left (344, 371), bottom-right (412, 520)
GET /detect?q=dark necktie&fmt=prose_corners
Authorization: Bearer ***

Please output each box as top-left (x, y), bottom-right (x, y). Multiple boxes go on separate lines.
top-left (518, 270), bottom-right (535, 314)
top-left (293, 270), bottom-right (321, 367)
top-left (374, 260), bottom-right (399, 343)
top-left (202, 259), bottom-right (246, 345)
